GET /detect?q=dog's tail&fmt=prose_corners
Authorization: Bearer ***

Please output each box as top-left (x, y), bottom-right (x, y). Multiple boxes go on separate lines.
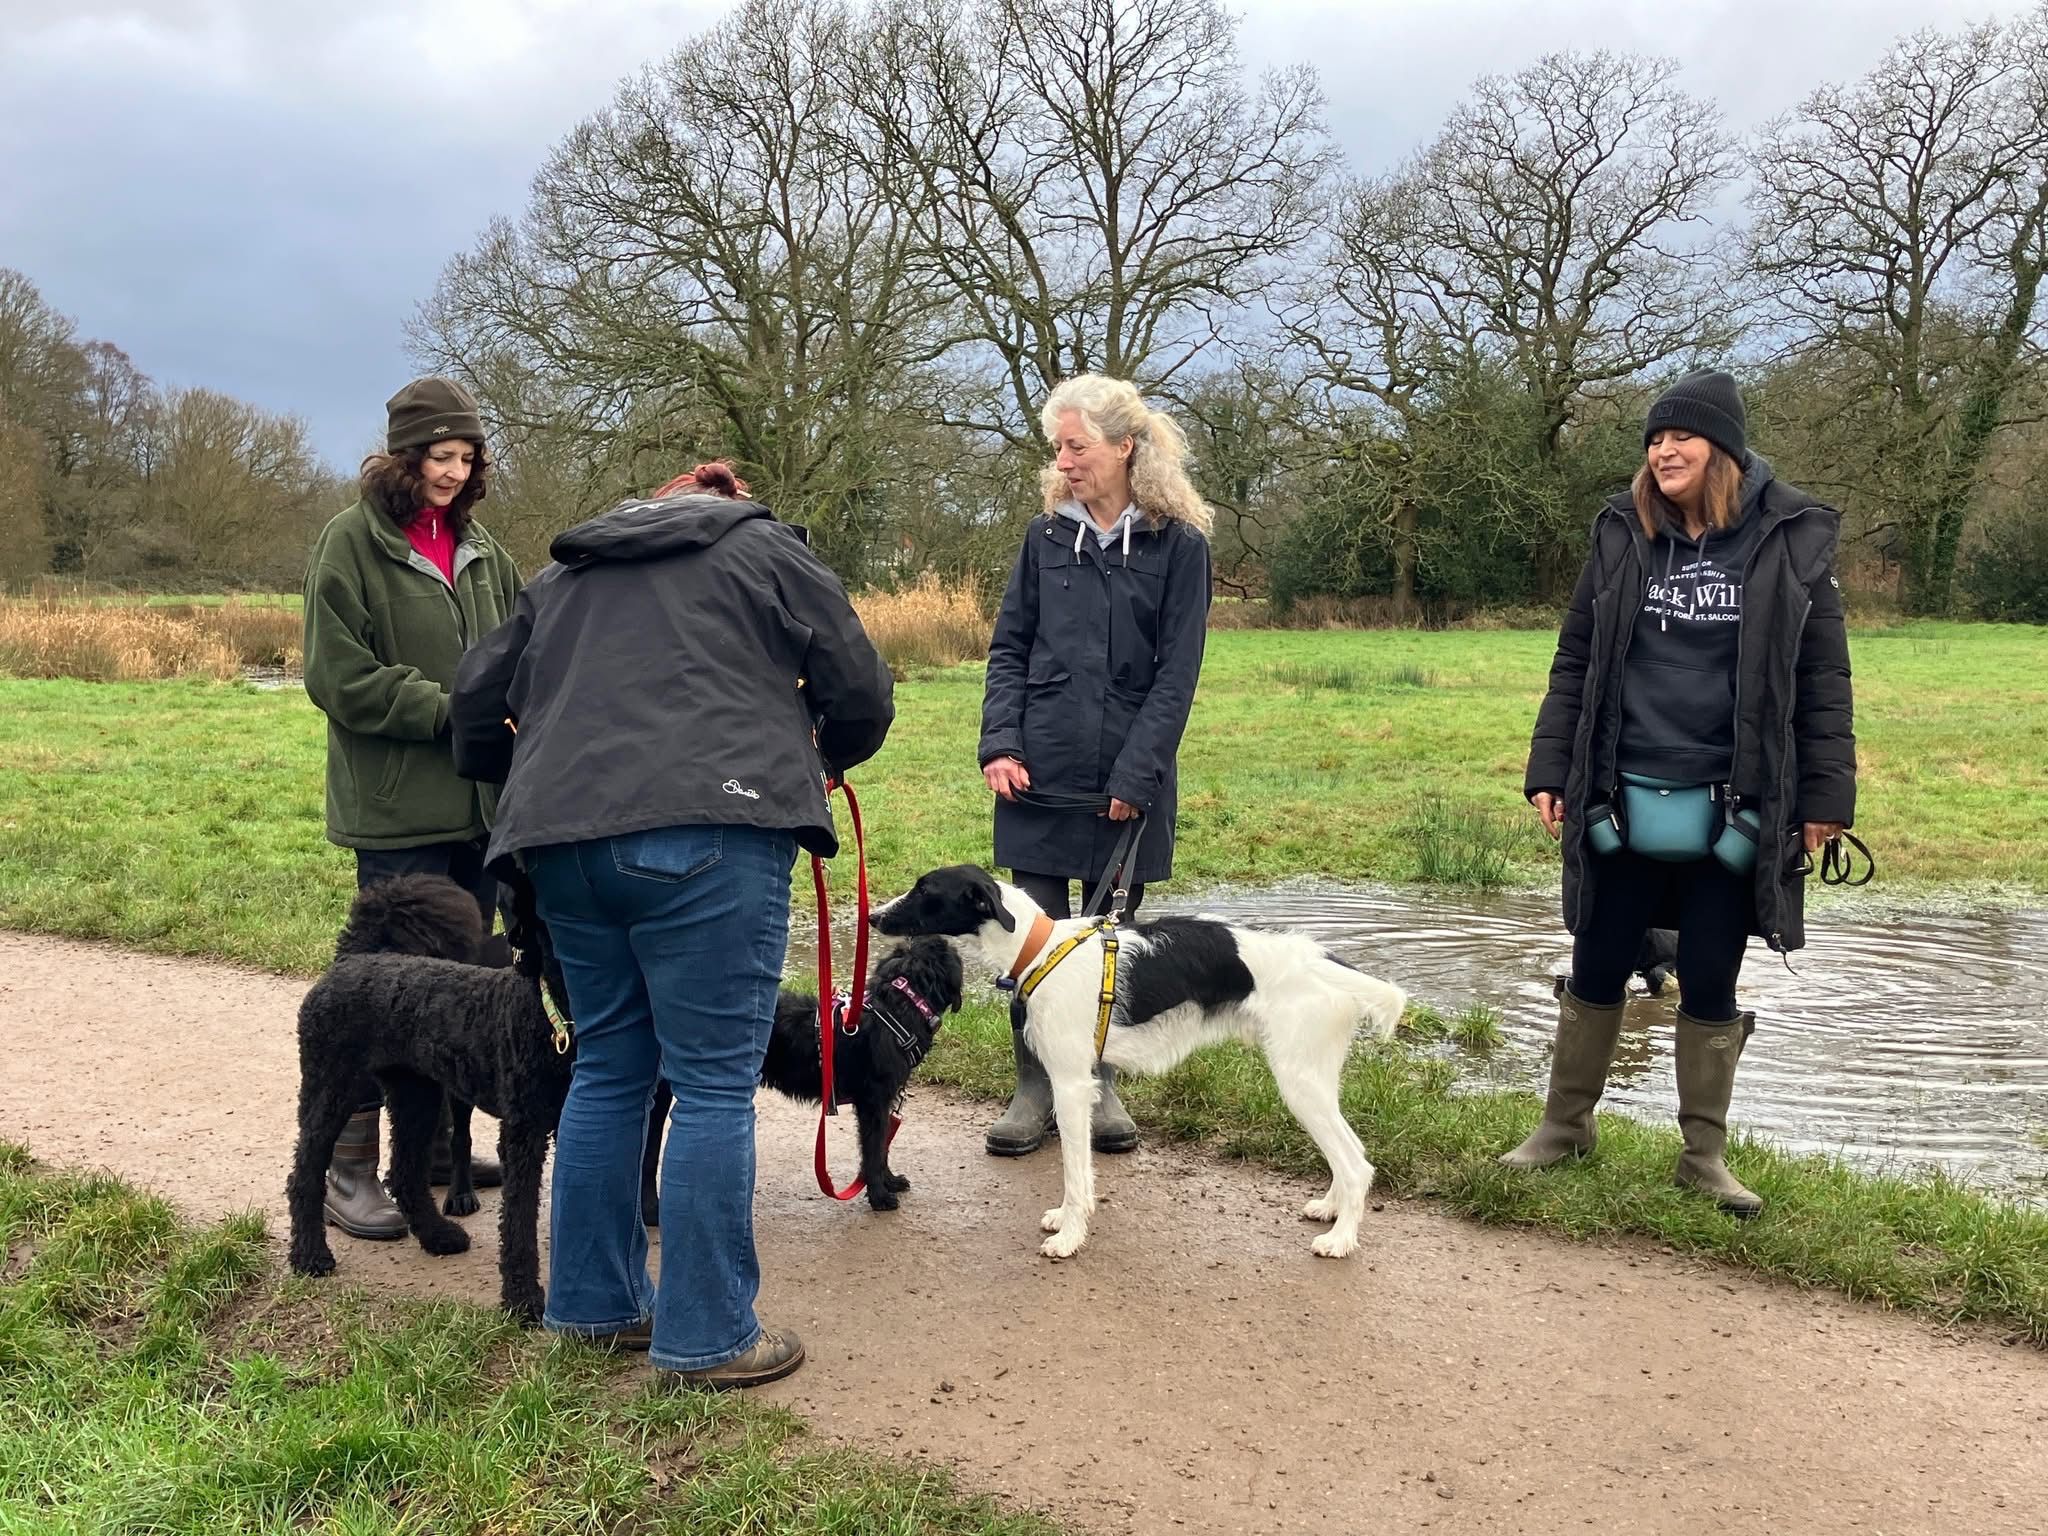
top-left (334, 874), bottom-right (485, 964)
top-left (1321, 953), bottom-right (1407, 1043)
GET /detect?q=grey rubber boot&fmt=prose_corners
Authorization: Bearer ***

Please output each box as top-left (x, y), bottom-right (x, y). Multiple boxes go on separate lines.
top-left (1673, 1009), bottom-right (1763, 1217)
top-left (1091, 1063), bottom-right (1139, 1153)
top-left (985, 1024), bottom-right (1055, 1155)
top-left (324, 1109), bottom-right (408, 1240)
top-left (1498, 979), bottom-right (1627, 1168)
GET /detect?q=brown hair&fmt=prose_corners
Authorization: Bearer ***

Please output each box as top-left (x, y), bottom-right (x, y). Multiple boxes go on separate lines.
top-left (1632, 444), bottom-right (1742, 539)
top-left (359, 441), bottom-right (489, 536)
top-left (651, 460), bottom-right (750, 499)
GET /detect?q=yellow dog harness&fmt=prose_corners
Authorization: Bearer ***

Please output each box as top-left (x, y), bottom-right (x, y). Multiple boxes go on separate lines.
top-left (1014, 919), bottom-right (1121, 1060)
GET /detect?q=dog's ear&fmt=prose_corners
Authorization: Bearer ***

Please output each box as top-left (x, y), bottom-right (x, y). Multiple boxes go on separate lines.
top-left (973, 878), bottom-right (1016, 933)
top-left (935, 941), bottom-right (966, 1012)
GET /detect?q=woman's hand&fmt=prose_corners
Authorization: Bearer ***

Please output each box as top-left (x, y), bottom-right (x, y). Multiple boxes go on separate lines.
top-left (1531, 791), bottom-right (1565, 841)
top-left (1803, 821), bottom-right (1845, 854)
top-left (1107, 798), bottom-right (1140, 821)
top-left (984, 756), bottom-right (1031, 801)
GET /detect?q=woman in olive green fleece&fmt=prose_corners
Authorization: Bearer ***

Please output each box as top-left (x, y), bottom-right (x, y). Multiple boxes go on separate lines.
top-left (301, 376), bottom-right (522, 1241)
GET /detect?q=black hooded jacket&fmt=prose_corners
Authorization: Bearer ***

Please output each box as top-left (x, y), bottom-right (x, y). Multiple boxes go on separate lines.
top-left (450, 494), bottom-right (894, 867)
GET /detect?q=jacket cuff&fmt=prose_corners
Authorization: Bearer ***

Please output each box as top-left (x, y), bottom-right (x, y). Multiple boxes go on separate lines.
top-left (978, 735), bottom-right (1023, 767)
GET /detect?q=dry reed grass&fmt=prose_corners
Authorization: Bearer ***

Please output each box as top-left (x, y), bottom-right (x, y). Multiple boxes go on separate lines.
top-left (0, 596), bottom-right (302, 681)
top-left (852, 573), bottom-right (988, 674)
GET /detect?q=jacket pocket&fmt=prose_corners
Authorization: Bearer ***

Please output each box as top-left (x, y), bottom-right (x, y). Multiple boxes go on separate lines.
top-left (372, 742), bottom-right (406, 803)
top-left (612, 826), bottom-right (723, 884)
top-left (1021, 674), bottom-right (1084, 786)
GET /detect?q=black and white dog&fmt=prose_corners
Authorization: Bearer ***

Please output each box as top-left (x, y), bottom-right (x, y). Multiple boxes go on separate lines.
top-left (871, 866), bottom-right (1407, 1261)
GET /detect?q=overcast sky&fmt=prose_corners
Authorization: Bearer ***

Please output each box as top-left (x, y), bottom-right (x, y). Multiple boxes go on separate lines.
top-left (0, 0), bottom-right (2026, 467)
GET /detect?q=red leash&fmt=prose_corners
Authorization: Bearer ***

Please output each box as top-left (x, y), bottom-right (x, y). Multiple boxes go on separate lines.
top-left (811, 777), bottom-right (898, 1200)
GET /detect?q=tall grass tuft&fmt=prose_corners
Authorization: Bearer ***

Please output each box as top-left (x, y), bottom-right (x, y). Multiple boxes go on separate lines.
top-left (852, 573), bottom-right (988, 675)
top-left (0, 596), bottom-right (239, 682)
top-left (153, 600), bottom-right (302, 668)
top-left (1263, 662), bottom-right (1437, 693)
top-left (1404, 793), bottom-right (1541, 889)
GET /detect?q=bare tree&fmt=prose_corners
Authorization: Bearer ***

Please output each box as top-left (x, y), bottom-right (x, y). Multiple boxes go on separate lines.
top-left (418, 0), bottom-right (958, 579)
top-left (1409, 51), bottom-right (1739, 459)
top-left (858, 0), bottom-right (1331, 443)
top-left (1748, 12), bottom-right (2048, 613)
top-left (1277, 54), bottom-right (1725, 605)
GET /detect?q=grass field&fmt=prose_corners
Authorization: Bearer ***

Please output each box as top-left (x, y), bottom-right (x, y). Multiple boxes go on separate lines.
top-left (1, 624), bottom-right (2045, 1350)
top-left (0, 1143), bottom-right (1052, 1535)
top-left (2, 623), bottom-right (2041, 973)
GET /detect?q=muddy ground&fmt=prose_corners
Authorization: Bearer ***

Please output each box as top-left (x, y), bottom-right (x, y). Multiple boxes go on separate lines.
top-left (3, 929), bottom-right (2041, 1535)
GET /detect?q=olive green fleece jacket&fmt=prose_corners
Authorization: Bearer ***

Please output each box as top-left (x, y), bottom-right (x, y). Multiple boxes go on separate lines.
top-left (303, 499), bottom-right (522, 849)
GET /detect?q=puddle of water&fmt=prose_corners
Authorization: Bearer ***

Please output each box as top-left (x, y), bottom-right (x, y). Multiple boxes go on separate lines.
top-left (238, 665), bottom-right (299, 692)
top-left (1151, 882), bottom-right (2048, 1203)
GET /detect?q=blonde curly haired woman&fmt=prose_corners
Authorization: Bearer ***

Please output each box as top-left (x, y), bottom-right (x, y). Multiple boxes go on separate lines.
top-left (977, 374), bottom-right (1214, 1157)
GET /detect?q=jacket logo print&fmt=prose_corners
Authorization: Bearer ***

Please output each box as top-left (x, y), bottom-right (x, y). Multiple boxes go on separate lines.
top-left (722, 778), bottom-right (761, 800)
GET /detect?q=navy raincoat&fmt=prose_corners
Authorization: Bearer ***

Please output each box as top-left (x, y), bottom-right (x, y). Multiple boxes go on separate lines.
top-left (978, 508), bottom-right (1212, 883)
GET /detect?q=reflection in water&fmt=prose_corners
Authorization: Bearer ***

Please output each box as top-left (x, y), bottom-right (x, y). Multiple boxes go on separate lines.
top-left (1154, 883), bottom-right (2048, 1202)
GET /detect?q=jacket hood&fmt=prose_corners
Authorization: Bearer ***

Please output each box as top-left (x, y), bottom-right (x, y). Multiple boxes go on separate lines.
top-left (550, 494), bottom-right (773, 568)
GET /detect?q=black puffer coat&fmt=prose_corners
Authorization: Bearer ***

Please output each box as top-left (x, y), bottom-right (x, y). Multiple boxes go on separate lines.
top-left (979, 512), bottom-right (1211, 883)
top-left (1525, 471), bottom-right (1856, 952)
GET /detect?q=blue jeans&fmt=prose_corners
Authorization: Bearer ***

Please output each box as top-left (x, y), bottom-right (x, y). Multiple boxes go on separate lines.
top-left (525, 824), bottom-right (795, 1370)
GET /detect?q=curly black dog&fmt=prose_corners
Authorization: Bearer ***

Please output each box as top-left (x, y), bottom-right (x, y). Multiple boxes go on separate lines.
top-left (286, 873), bottom-right (574, 1323)
top-left (640, 935), bottom-right (965, 1220)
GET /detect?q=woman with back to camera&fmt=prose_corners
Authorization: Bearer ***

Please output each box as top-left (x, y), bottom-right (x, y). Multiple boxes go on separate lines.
top-left (451, 460), bottom-right (893, 1388)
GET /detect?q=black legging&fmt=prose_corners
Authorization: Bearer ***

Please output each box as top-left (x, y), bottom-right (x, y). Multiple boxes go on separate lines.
top-left (1570, 850), bottom-right (1749, 1021)
top-left (1012, 870), bottom-right (1146, 923)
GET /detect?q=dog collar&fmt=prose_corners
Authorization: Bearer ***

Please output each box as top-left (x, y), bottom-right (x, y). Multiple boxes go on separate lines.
top-left (996, 912), bottom-right (1056, 991)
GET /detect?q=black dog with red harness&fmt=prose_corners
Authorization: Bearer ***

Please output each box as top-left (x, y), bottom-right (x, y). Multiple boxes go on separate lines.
top-left (640, 935), bottom-right (964, 1217)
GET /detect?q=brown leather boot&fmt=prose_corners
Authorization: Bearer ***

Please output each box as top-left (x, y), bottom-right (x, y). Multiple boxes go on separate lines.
top-left (1674, 1010), bottom-right (1764, 1217)
top-left (324, 1108), bottom-right (407, 1240)
top-left (1499, 979), bottom-right (1627, 1168)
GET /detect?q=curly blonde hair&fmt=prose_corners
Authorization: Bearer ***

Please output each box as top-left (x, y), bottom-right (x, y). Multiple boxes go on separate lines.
top-left (1038, 375), bottom-right (1212, 533)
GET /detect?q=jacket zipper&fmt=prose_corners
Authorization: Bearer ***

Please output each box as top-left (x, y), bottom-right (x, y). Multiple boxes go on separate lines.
top-left (1737, 502), bottom-right (1817, 950)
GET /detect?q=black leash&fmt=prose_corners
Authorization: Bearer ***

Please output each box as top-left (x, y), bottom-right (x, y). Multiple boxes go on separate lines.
top-left (1808, 830), bottom-right (1875, 888)
top-left (1011, 789), bottom-right (1147, 921)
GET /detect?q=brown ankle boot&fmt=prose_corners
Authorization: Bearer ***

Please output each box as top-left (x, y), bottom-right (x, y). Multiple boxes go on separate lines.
top-left (324, 1108), bottom-right (407, 1240)
top-left (1499, 980), bottom-right (1627, 1168)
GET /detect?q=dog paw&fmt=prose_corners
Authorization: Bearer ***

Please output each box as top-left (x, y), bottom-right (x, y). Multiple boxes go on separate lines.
top-left (885, 1172), bottom-right (911, 1192)
top-left (1311, 1229), bottom-right (1360, 1259)
top-left (505, 1291), bottom-right (545, 1328)
top-left (289, 1248), bottom-right (336, 1278)
top-left (1301, 1196), bottom-right (1338, 1223)
top-left (866, 1189), bottom-right (901, 1213)
top-left (417, 1223), bottom-right (471, 1257)
top-left (1041, 1206), bottom-right (1068, 1234)
top-left (1039, 1227), bottom-right (1087, 1260)
top-left (443, 1190), bottom-right (481, 1218)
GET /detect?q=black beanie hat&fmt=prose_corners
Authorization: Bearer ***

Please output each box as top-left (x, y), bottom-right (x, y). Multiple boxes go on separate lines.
top-left (386, 376), bottom-right (484, 453)
top-left (1643, 369), bottom-right (1746, 463)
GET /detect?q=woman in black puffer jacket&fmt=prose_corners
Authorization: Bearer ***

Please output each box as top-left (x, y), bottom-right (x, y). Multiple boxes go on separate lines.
top-left (1506, 371), bottom-right (1857, 1217)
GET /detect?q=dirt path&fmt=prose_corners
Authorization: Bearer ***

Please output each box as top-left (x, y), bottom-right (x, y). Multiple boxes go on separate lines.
top-left (5, 930), bottom-right (2042, 1536)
